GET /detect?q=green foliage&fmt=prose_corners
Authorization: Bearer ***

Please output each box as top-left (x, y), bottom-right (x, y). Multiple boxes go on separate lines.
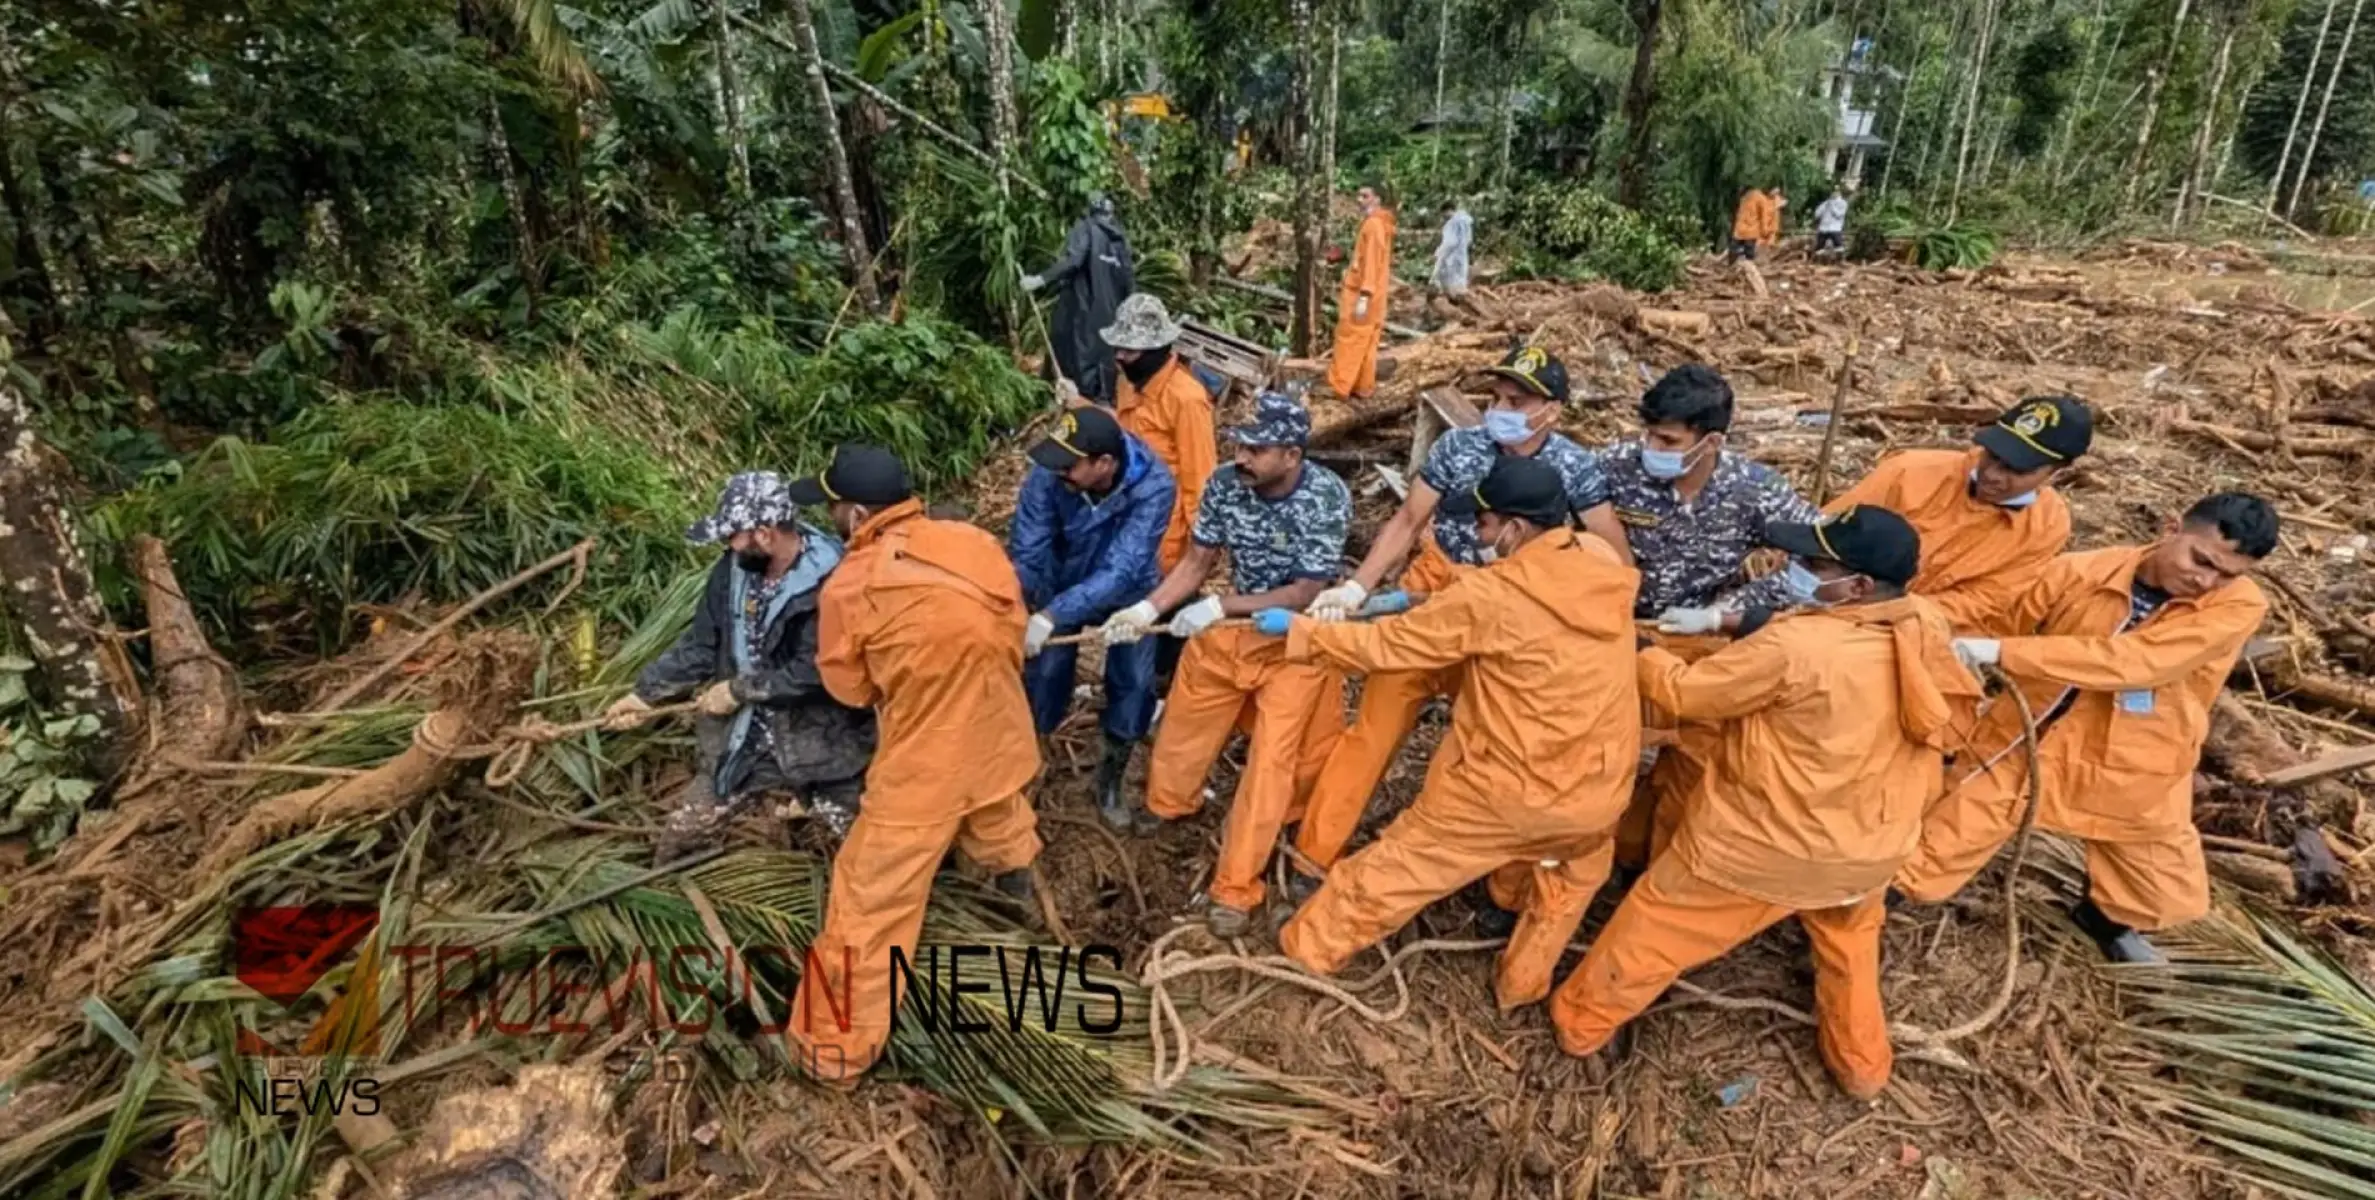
top-left (98, 400), bottom-right (697, 642)
top-left (1879, 213), bottom-right (2000, 271)
top-left (773, 315), bottom-right (1043, 491)
top-left (0, 657), bottom-right (102, 850)
top-left (2006, 20), bottom-right (2080, 158)
top-left (1026, 60), bottom-right (1118, 217)
top-left (1500, 183), bottom-right (1688, 292)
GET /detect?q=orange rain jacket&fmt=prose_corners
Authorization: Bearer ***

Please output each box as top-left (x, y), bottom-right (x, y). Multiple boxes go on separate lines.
top-left (816, 499), bottom-right (1041, 816)
top-left (1327, 208), bottom-right (1397, 398)
top-left (1281, 528), bottom-right (1640, 1006)
top-left (1288, 528), bottom-right (1640, 820)
top-left (1731, 191), bottom-right (1778, 245)
top-left (1637, 597), bottom-right (1981, 909)
top-left (1955, 545), bottom-right (2267, 843)
top-left (1114, 355), bottom-right (1218, 574)
top-left (1827, 447), bottom-right (2072, 630)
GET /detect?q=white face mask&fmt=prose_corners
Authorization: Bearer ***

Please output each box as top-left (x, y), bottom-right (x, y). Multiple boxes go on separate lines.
top-left (1483, 407), bottom-right (1536, 446)
top-left (1782, 558), bottom-right (1867, 608)
top-left (1477, 524), bottom-right (1518, 565)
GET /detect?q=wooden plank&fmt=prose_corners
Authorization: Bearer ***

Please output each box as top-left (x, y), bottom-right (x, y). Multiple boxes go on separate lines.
top-left (2262, 743), bottom-right (2375, 788)
top-left (1422, 388), bottom-right (1482, 430)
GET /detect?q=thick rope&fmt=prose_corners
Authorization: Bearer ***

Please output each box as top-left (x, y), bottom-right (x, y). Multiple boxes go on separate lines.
top-left (408, 700), bottom-right (701, 787)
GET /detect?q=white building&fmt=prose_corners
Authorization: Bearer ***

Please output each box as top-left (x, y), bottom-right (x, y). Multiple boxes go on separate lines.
top-left (1818, 37), bottom-right (1896, 187)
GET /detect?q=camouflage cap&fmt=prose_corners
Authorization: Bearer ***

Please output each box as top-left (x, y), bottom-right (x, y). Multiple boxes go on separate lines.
top-left (1100, 292), bottom-right (1184, 351)
top-left (1227, 391), bottom-right (1312, 449)
top-left (685, 471), bottom-right (797, 544)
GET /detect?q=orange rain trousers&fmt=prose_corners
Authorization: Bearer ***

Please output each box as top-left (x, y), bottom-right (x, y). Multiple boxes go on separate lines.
top-left (1146, 625), bottom-right (1344, 911)
top-left (1294, 539), bottom-right (1463, 871)
top-left (791, 501), bottom-right (1044, 1079)
top-left (789, 791), bottom-right (1042, 1083)
top-left (1550, 852), bottom-right (1893, 1099)
top-left (1326, 209), bottom-right (1396, 399)
top-left (1284, 787), bottom-right (1614, 1011)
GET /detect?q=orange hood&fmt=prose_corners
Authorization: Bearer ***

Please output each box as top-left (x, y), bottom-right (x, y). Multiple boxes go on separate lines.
top-left (1836, 596), bottom-right (1984, 748)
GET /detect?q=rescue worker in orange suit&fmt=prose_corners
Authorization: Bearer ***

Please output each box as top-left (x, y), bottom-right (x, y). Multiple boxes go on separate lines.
top-left (1260, 456), bottom-right (1642, 1010)
top-left (1896, 492), bottom-right (2277, 963)
top-left (1294, 347), bottom-right (1633, 902)
top-left (1101, 291), bottom-right (1223, 694)
top-left (786, 444), bottom-right (1044, 1082)
top-left (1686, 394), bottom-right (2095, 636)
top-left (1728, 186), bottom-right (1779, 261)
top-left (1099, 392), bottom-right (1351, 938)
top-left (1326, 184), bottom-right (1397, 401)
top-left (1551, 505), bottom-right (1981, 1100)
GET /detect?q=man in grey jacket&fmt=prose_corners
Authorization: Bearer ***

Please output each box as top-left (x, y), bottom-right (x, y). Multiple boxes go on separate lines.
top-left (604, 472), bottom-right (876, 862)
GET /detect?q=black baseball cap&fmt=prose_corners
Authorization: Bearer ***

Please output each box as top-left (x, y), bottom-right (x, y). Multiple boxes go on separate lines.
top-left (1975, 395), bottom-right (2093, 473)
top-left (1764, 505), bottom-right (1921, 587)
top-left (1484, 345), bottom-right (1571, 404)
top-left (1438, 456), bottom-right (1571, 529)
top-left (787, 443), bottom-right (912, 507)
top-left (1028, 405), bottom-right (1127, 472)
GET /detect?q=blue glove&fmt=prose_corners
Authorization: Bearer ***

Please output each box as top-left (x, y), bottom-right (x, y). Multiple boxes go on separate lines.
top-left (1358, 589), bottom-right (1413, 617)
top-left (1252, 608), bottom-right (1295, 637)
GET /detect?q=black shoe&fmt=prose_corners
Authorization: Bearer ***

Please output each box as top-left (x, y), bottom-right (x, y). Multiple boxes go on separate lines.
top-left (2069, 898), bottom-right (2165, 964)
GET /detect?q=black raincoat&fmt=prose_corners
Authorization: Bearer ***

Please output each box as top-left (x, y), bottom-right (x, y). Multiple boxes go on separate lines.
top-left (1039, 206), bottom-right (1135, 405)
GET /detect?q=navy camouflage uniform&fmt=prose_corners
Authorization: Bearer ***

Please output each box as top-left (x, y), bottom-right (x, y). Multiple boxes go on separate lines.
top-left (1422, 427), bottom-right (1610, 569)
top-left (1597, 441), bottom-right (1820, 618)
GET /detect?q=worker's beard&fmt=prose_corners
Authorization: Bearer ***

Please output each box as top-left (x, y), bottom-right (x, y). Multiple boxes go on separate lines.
top-left (1119, 347), bottom-right (1171, 387)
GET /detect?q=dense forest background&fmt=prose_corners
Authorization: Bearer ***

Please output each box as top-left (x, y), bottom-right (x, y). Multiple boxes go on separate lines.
top-left (2, 0), bottom-right (2373, 829)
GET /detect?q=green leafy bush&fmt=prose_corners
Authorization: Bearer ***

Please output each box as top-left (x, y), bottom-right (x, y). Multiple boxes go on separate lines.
top-left (771, 316), bottom-right (1043, 492)
top-left (1873, 210), bottom-right (2001, 271)
top-left (99, 401), bottom-right (697, 642)
top-left (1501, 184), bottom-right (1690, 293)
top-left (0, 657), bottom-right (102, 850)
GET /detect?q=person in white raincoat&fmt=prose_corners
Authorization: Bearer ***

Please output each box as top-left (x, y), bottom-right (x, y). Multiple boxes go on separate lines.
top-left (1429, 200), bottom-right (1474, 319)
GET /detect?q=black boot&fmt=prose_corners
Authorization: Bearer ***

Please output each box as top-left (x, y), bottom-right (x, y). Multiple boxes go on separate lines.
top-left (2069, 897), bottom-right (2165, 964)
top-left (1095, 734), bottom-right (1161, 835)
top-left (1463, 880), bottom-right (1519, 938)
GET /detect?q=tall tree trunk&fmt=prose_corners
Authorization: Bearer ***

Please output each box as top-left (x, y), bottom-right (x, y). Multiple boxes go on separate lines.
top-left (2268, 0), bottom-right (2340, 212)
top-left (1948, 0), bottom-right (1999, 222)
top-left (1915, 1), bottom-right (1972, 205)
top-left (2123, 0), bottom-right (2194, 205)
top-left (0, 124), bottom-right (59, 342)
top-left (1616, 0), bottom-right (1663, 210)
top-left (712, 0), bottom-right (751, 197)
top-left (483, 96), bottom-right (543, 322)
top-left (2288, 0), bottom-right (2366, 217)
top-left (1288, 0), bottom-right (1321, 356)
top-left (783, 0), bottom-right (879, 309)
top-left (1097, 0), bottom-right (1114, 87)
top-left (2174, 21), bottom-right (2235, 229)
top-left (0, 385), bottom-right (138, 781)
top-left (1431, 0), bottom-right (1452, 185)
top-left (1321, 4), bottom-right (1341, 197)
top-left (1061, 0), bottom-right (1079, 60)
top-left (2046, 0), bottom-right (2110, 184)
top-left (981, 0), bottom-right (1021, 198)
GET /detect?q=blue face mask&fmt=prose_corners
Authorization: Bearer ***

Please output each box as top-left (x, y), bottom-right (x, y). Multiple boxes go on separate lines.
top-left (1782, 558), bottom-right (1830, 607)
top-left (1641, 435), bottom-right (1710, 480)
top-left (1483, 407), bottom-right (1535, 446)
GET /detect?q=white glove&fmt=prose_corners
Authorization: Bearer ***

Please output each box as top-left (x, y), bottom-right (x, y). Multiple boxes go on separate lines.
top-left (1656, 606), bottom-right (1725, 636)
top-left (1952, 638), bottom-right (2002, 673)
top-left (1021, 274), bottom-right (1045, 293)
top-left (1307, 580), bottom-right (1368, 624)
top-left (1353, 294), bottom-right (1371, 322)
top-left (1101, 600), bottom-right (1161, 646)
top-left (1024, 612), bottom-right (1055, 658)
top-left (1169, 596), bottom-right (1227, 638)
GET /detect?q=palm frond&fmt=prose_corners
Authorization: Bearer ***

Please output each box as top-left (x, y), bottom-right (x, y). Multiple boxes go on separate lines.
top-left (2120, 906), bottom-right (2375, 1199)
top-left (474, 0), bottom-right (607, 96)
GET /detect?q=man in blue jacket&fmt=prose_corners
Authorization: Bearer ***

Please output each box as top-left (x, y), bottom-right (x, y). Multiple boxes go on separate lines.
top-left (1009, 404), bottom-right (1177, 831)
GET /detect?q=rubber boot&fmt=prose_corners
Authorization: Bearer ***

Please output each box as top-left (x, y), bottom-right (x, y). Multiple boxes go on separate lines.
top-left (2069, 897), bottom-right (2165, 964)
top-left (1094, 734), bottom-right (1161, 836)
top-left (994, 868), bottom-right (1037, 905)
